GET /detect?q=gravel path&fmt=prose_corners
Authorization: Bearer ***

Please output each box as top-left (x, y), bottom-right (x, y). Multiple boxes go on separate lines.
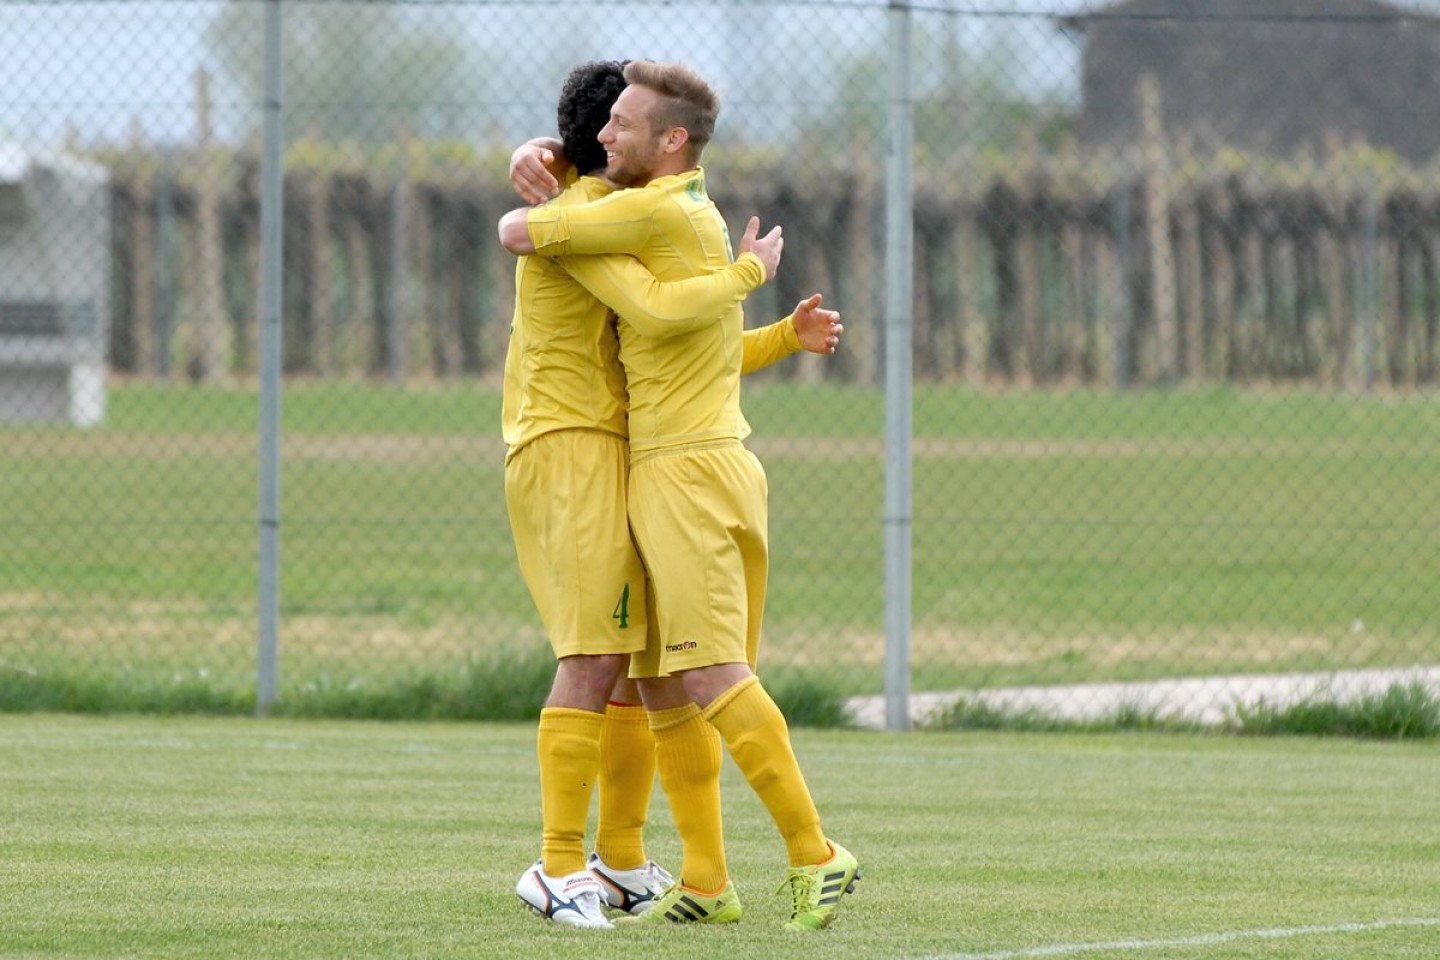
top-left (845, 665), bottom-right (1440, 729)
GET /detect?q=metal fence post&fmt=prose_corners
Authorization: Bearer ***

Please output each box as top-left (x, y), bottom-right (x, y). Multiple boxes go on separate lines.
top-left (883, 0), bottom-right (914, 733)
top-left (257, 0), bottom-right (285, 714)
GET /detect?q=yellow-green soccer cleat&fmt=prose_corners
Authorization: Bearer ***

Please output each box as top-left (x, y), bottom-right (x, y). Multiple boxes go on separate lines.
top-left (614, 880), bottom-right (743, 925)
top-left (778, 841), bottom-right (861, 931)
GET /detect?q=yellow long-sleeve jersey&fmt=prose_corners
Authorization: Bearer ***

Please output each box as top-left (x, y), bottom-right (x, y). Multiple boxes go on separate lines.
top-left (503, 174), bottom-right (793, 455)
top-left (526, 168), bottom-right (768, 455)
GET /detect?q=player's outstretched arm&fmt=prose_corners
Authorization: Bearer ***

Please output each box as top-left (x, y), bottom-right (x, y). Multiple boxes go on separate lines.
top-left (741, 293), bottom-right (844, 374)
top-left (509, 137), bottom-right (566, 205)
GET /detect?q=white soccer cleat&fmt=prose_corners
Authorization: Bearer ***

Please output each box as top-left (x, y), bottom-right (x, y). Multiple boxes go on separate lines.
top-left (516, 861), bottom-right (613, 929)
top-left (587, 852), bottom-right (675, 915)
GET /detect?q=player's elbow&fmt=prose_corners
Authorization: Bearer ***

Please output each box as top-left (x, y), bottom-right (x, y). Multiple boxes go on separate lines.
top-left (498, 209), bottom-right (535, 255)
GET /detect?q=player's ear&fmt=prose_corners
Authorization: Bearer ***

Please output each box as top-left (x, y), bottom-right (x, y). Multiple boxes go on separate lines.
top-left (663, 126), bottom-right (690, 155)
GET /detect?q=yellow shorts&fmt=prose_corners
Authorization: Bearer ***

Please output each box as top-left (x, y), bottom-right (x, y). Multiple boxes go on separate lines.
top-left (627, 441), bottom-right (768, 678)
top-left (505, 429), bottom-right (648, 659)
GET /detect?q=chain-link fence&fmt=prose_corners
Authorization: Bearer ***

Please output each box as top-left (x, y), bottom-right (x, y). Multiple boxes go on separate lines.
top-left (2, 0), bottom-right (1437, 726)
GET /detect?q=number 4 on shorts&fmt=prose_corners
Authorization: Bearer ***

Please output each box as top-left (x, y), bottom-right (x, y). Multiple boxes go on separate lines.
top-left (612, 583), bottom-right (631, 629)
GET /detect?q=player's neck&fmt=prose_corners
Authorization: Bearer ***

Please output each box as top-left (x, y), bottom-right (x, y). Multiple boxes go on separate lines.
top-left (641, 159), bottom-right (698, 186)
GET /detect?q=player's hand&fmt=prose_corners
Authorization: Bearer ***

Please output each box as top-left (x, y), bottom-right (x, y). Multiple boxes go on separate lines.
top-left (739, 216), bottom-right (783, 283)
top-left (509, 139), bottom-right (562, 205)
top-left (791, 293), bottom-right (842, 355)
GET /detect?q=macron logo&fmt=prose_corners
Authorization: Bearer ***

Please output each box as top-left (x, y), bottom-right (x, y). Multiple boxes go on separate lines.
top-left (664, 640), bottom-right (698, 653)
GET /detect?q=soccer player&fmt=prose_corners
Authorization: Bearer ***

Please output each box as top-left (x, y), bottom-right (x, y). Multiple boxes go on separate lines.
top-left (501, 60), bottom-right (843, 930)
top-left (499, 60), bottom-right (861, 932)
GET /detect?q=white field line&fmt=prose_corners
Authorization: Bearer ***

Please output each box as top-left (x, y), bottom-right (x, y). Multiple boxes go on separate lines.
top-left (918, 917), bottom-right (1440, 960)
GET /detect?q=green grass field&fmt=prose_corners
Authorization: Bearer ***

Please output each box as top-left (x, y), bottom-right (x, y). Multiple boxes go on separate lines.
top-left (3, 381), bottom-right (1437, 709)
top-left (3, 714), bottom-right (1437, 959)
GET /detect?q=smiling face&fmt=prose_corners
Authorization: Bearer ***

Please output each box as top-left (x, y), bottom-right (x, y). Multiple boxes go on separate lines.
top-left (598, 84), bottom-right (676, 188)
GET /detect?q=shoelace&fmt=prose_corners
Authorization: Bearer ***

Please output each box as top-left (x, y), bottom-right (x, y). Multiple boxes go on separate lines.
top-left (775, 869), bottom-right (815, 920)
top-left (645, 862), bottom-right (675, 891)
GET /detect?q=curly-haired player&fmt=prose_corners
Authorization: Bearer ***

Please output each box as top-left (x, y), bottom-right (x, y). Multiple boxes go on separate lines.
top-left (502, 60), bottom-right (842, 930)
top-left (502, 59), bottom-right (857, 933)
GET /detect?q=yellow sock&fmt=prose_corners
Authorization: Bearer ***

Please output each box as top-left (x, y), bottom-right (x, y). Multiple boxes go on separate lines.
top-left (650, 702), bottom-right (728, 892)
top-left (537, 707), bottom-right (604, 877)
top-left (594, 702), bottom-right (654, 870)
top-left (704, 676), bottom-right (829, 867)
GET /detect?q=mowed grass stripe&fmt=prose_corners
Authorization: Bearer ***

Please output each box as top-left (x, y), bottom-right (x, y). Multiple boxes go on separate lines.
top-left (3, 383), bottom-right (1437, 694)
top-left (2, 715), bottom-right (1438, 960)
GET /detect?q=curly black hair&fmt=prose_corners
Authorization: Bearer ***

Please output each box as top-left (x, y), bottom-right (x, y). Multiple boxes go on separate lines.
top-left (557, 60), bottom-right (629, 177)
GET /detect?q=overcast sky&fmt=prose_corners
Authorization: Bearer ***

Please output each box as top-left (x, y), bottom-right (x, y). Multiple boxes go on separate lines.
top-left (5, 0), bottom-right (1434, 150)
top-left (0, 0), bottom-right (1090, 147)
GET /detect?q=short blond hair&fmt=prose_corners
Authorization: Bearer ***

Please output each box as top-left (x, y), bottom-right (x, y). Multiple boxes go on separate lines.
top-left (623, 60), bottom-right (719, 160)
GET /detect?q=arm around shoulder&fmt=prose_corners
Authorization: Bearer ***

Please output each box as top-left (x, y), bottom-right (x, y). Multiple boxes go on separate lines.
top-left (509, 137), bottom-right (567, 205)
top-left (498, 208), bottom-right (536, 256)
top-left (568, 252), bottom-right (768, 338)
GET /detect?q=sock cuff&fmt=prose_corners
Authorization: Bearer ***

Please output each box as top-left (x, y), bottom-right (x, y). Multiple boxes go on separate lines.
top-left (701, 674), bottom-right (761, 723)
top-left (540, 706), bottom-right (606, 732)
top-left (605, 702), bottom-right (650, 725)
top-left (647, 701), bottom-right (704, 733)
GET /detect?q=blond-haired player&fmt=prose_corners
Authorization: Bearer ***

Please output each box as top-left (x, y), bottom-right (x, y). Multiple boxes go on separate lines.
top-left (500, 59), bottom-right (860, 932)
top-left (501, 60), bottom-right (842, 930)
